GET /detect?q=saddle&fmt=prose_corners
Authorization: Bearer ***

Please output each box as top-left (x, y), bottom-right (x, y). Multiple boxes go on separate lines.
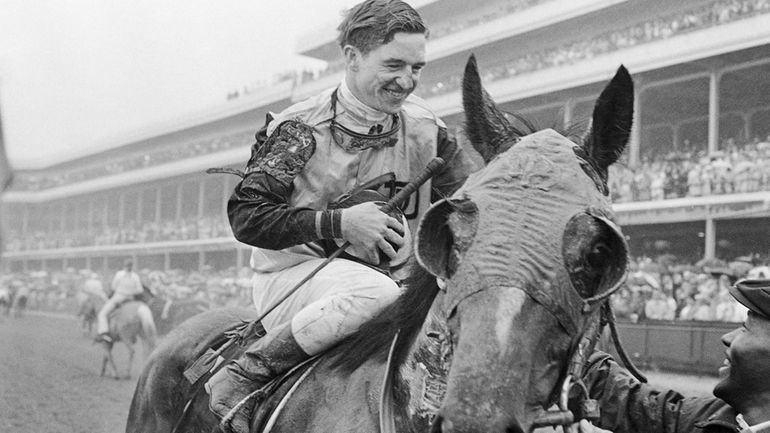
top-left (181, 321), bottom-right (320, 433)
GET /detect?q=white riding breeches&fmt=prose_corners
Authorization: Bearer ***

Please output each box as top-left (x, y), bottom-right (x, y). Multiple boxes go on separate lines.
top-left (252, 258), bottom-right (402, 355)
top-left (97, 293), bottom-right (130, 334)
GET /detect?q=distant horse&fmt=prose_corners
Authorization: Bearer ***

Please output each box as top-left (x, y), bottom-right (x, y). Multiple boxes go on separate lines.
top-left (146, 296), bottom-right (210, 335)
top-left (76, 292), bottom-right (102, 335)
top-left (98, 300), bottom-right (158, 379)
top-left (0, 288), bottom-right (11, 316)
top-left (127, 56), bottom-right (634, 433)
top-left (11, 290), bottom-right (27, 317)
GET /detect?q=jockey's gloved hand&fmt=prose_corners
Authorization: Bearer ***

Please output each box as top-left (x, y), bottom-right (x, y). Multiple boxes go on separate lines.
top-left (340, 201), bottom-right (405, 265)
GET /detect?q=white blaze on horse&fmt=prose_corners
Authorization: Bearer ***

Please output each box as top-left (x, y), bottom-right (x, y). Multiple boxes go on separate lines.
top-left (126, 55), bottom-right (635, 433)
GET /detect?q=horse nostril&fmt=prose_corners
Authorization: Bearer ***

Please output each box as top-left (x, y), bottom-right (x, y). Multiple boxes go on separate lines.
top-left (505, 421), bottom-right (524, 433)
top-left (430, 415), bottom-right (444, 433)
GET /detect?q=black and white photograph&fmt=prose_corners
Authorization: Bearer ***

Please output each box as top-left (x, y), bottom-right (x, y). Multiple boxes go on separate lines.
top-left (1, 0), bottom-right (769, 432)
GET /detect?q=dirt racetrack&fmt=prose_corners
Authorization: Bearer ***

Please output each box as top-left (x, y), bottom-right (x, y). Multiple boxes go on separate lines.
top-left (0, 312), bottom-right (139, 433)
top-left (0, 312), bottom-right (720, 433)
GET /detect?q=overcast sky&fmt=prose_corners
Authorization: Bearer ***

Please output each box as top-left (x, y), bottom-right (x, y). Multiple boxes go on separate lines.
top-left (0, 0), bottom-right (362, 169)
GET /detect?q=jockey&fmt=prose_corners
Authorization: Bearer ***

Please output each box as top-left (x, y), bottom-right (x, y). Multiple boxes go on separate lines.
top-left (95, 259), bottom-right (144, 343)
top-left (204, 1), bottom-right (473, 431)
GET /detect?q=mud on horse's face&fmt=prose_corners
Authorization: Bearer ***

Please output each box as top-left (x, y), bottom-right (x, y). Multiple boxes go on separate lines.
top-left (415, 56), bottom-right (633, 433)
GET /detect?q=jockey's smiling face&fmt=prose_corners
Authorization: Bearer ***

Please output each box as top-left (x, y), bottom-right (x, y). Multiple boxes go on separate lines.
top-left (344, 31), bottom-right (427, 114)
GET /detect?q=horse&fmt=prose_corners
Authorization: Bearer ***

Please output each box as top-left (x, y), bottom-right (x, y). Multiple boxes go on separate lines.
top-left (76, 291), bottom-right (102, 335)
top-left (98, 300), bottom-right (158, 380)
top-left (146, 296), bottom-right (211, 336)
top-left (0, 287), bottom-right (11, 316)
top-left (126, 55), bottom-right (634, 433)
top-left (11, 289), bottom-right (27, 317)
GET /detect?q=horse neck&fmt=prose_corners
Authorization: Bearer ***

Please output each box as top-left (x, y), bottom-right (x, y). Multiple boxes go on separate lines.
top-left (394, 296), bottom-right (452, 427)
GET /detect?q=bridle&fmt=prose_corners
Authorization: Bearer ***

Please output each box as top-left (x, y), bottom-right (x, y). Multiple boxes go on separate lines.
top-left (531, 266), bottom-right (648, 432)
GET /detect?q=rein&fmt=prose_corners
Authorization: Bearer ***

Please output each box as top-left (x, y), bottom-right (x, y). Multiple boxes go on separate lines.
top-left (531, 275), bottom-right (647, 431)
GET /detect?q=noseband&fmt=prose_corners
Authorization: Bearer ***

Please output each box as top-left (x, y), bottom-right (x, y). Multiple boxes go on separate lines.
top-left (531, 273), bottom-right (647, 431)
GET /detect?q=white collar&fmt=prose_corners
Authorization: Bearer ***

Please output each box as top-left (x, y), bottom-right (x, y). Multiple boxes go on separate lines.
top-left (338, 77), bottom-right (389, 123)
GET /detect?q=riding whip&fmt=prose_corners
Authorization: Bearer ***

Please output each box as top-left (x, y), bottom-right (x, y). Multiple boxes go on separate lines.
top-left (184, 156), bottom-right (446, 384)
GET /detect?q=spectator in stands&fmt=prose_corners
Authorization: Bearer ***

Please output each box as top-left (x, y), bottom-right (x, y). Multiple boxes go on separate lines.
top-left (204, 2), bottom-right (473, 431)
top-left (83, 272), bottom-right (107, 300)
top-left (715, 276), bottom-right (749, 322)
top-left (575, 279), bottom-right (770, 432)
top-left (644, 289), bottom-right (677, 320)
top-left (95, 259), bottom-right (144, 343)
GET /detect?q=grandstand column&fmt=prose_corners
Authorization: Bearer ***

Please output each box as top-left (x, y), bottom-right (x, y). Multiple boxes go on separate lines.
top-left (58, 202), bottom-right (65, 234)
top-left (708, 68), bottom-right (721, 154)
top-left (175, 183), bottom-right (182, 221)
top-left (741, 111), bottom-right (752, 141)
top-left (164, 252), bottom-right (170, 271)
top-left (136, 189), bottom-right (143, 225)
top-left (154, 187), bottom-right (161, 225)
top-left (671, 125), bottom-right (680, 152)
top-left (87, 199), bottom-right (93, 234)
top-left (197, 180), bottom-right (205, 220)
top-left (236, 248), bottom-right (244, 269)
top-left (629, 81), bottom-right (641, 167)
top-left (563, 99), bottom-right (573, 129)
top-left (118, 193), bottom-right (125, 227)
top-left (704, 217), bottom-right (716, 260)
top-left (21, 205), bottom-right (28, 235)
top-left (198, 250), bottom-right (204, 271)
top-left (221, 174), bottom-right (230, 213)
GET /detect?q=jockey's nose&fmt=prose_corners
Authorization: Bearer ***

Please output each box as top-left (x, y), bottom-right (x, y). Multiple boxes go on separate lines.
top-left (395, 74), bottom-right (414, 92)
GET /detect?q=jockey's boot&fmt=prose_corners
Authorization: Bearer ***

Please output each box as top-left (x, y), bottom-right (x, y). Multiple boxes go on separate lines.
top-left (205, 321), bottom-right (310, 433)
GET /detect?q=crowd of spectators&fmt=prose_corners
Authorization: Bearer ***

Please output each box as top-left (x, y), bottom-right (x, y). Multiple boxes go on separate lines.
top-left (608, 135), bottom-right (770, 203)
top-left (9, 0), bottom-right (769, 194)
top-left (5, 252), bottom-right (767, 324)
top-left (6, 132), bottom-right (770, 252)
top-left (0, 266), bottom-right (253, 316)
top-left (4, 216), bottom-right (231, 252)
top-left (418, 0), bottom-right (770, 97)
top-left (612, 254), bottom-right (770, 323)
top-left (12, 131), bottom-right (253, 192)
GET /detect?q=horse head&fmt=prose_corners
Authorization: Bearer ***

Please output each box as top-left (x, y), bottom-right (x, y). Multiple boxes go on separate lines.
top-left (414, 55), bottom-right (633, 432)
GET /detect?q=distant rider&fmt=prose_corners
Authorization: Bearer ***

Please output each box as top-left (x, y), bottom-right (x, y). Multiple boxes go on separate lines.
top-left (95, 259), bottom-right (144, 343)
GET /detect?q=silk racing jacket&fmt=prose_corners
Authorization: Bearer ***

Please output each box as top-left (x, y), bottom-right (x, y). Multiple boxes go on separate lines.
top-left (228, 88), bottom-right (475, 273)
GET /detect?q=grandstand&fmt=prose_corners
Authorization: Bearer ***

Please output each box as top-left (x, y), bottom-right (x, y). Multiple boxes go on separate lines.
top-left (3, 0), bottom-right (770, 275)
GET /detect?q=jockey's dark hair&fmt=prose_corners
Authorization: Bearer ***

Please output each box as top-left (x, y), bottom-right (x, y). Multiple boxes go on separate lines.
top-left (337, 0), bottom-right (428, 55)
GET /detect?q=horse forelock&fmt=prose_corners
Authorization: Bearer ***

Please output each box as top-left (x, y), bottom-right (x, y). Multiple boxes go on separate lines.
top-left (329, 259), bottom-right (439, 372)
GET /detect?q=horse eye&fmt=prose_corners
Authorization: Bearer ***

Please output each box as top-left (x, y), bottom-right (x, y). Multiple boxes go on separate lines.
top-left (586, 242), bottom-right (610, 268)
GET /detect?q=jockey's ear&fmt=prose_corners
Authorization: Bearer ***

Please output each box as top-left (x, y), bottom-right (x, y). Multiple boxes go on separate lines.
top-left (342, 45), bottom-right (362, 72)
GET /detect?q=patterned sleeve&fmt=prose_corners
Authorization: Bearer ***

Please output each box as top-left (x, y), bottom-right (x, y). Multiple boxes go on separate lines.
top-left (431, 126), bottom-right (476, 202)
top-left (228, 120), bottom-right (343, 249)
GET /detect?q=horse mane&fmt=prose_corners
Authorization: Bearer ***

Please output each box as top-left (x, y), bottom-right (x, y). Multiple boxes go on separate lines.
top-left (329, 258), bottom-right (440, 372)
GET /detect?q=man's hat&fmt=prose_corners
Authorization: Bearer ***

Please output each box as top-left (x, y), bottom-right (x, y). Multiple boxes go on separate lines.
top-left (729, 279), bottom-right (770, 320)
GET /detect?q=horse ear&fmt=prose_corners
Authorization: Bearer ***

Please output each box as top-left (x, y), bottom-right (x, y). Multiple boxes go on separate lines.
top-left (462, 55), bottom-right (516, 165)
top-left (582, 65), bottom-right (634, 179)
